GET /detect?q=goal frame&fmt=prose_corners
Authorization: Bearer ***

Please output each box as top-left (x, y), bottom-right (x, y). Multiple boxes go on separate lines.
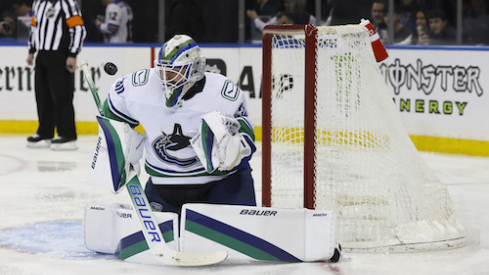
top-left (260, 24), bottom-right (466, 252)
top-left (262, 24), bottom-right (318, 209)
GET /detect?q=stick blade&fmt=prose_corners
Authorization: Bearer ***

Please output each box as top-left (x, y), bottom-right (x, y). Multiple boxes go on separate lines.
top-left (125, 153), bottom-right (228, 267)
top-left (171, 251), bottom-right (228, 267)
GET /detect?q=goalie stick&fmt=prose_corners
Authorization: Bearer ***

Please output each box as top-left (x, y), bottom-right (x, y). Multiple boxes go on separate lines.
top-left (80, 60), bottom-right (228, 266)
top-left (80, 61), bottom-right (105, 116)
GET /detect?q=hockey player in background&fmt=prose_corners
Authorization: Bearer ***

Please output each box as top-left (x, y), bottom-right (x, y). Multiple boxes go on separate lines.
top-left (95, 0), bottom-right (133, 43)
top-left (94, 34), bottom-right (257, 214)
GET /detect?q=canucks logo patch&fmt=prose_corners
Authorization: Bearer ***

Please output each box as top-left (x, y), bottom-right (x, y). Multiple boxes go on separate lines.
top-left (152, 124), bottom-right (198, 167)
top-left (221, 80), bottom-right (239, 101)
top-left (132, 69), bottom-right (149, 86)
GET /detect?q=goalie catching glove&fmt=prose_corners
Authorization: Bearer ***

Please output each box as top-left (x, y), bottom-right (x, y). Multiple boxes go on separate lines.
top-left (191, 111), bottom-right (253, 173)
top-left (89, 116), bottom-right (145, 193)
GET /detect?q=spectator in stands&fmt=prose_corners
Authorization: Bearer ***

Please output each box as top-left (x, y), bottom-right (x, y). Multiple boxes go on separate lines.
top-left (0, 11), bottom-right (16, 40)
top-left (370, 0), bottom-right (387, 32)
top-left (248, 0), bottom-right (280, 19)
top-left (319, 0), bottom-right (334, 26)
top-left (12, 0), bottom-right (32, 41)
top-left (463, 0), bottom-right (489, 45)
top-left (246, 0), bottom-right (280, 40)
top-left (328, 0), bottom-right (370, 26)
top-left (12, 0), bottom-right (32, 17)
top-left (165, 0), bottom-right (204, 42)
top-left (382, 6), bottom-right (413, 45)
top-left (412, 9), bottom-right (429, 45)
top-left (246, 0), bottom-right (315, 33)
top-left (275, 11), bottom-right (294, 25)
top-left (280, 0), bottom-right (314, 24)
top-left (425, 8), bottom-right (456, 45)
top-left (398, 0), bottom-right (419, 33)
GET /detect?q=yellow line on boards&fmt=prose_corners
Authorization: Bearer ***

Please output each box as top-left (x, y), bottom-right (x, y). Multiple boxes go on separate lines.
top-left (409, 135), bottom-right (489, 157)
top-left (0, 121), bottom-right (488, 156)
top-left (0, 120), bottom-right (145, 135)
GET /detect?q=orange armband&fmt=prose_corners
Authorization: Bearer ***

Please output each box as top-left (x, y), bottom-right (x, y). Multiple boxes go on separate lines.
top-left (66, 15), bottom-right (84, 28)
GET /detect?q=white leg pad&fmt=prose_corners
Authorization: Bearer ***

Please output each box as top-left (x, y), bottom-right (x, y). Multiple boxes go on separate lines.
top-left (180, 204), bottom-right (337, 262)
top-left (83, 203), bottom-right (179, 260)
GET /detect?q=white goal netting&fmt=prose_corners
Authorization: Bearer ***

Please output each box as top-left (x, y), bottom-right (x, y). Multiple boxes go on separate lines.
top-left (264, 25), bottom-right (466, 251)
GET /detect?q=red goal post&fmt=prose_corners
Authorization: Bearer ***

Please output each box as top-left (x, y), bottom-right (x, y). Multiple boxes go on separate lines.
top-left (262, 25), bottom-right (318, 210)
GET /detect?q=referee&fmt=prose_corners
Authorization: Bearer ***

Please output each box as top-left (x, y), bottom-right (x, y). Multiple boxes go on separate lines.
top-left (26, 0), bottom-right (86, 150)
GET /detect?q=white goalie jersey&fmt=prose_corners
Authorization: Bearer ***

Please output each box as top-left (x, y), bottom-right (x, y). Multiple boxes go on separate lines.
top-left (104, 69), bottom-right (254, 185)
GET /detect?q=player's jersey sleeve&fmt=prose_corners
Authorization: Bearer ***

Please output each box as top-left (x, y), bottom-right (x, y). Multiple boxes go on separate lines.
top-left (234, 96), bottom-right (255, 143)
top-left (102, 75), bottom-right (139, 128)
top-left (232, 87), bottom-right (256, 167)
top-left (62, 0), bottom-right (86, 56)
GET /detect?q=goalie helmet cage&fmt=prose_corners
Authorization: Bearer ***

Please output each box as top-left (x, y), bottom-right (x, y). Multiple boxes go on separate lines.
top-left (261, 24), bottom-right (466, 252)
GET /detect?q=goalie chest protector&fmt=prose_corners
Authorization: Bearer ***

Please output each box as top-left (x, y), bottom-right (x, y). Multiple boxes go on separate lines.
top-left (107, 69), bottom-right (249, 184)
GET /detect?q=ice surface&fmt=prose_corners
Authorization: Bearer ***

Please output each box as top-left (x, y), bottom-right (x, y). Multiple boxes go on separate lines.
top-left (0, 135), bottom-right (488, 275)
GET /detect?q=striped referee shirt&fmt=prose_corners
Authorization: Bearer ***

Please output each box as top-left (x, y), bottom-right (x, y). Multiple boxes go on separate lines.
top-left (28, 0), bottom-right (86, 57)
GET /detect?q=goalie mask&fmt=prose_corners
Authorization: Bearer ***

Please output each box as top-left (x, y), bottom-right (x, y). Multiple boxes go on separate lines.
top-left (155, 35), bottom-right (206, 107)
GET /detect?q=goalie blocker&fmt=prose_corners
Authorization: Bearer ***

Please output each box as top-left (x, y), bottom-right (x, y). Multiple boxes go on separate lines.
top-left (84, 203), bottom-right (343, 263)
top-left (89, 116), bottom-right (145, 193)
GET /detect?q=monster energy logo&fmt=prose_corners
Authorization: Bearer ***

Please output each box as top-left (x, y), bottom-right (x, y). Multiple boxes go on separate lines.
top-left (380, 58), bottom-right (482, 116)
top-left (0, 66), bottom-right (34, 91)
top-left (380, 58), bottom-right (483, 96)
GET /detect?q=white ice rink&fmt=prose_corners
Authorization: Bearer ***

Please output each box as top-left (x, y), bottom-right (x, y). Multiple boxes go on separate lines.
top-left (0, 134), bottom-right (488, 275)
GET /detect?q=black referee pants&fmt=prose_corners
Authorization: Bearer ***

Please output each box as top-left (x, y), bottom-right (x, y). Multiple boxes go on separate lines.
top-left (34, 51), bottom-right (76, 139)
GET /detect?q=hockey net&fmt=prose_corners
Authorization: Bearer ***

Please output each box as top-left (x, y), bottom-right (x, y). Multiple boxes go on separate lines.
top-left (261, 25), bottom-right (466, 252)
